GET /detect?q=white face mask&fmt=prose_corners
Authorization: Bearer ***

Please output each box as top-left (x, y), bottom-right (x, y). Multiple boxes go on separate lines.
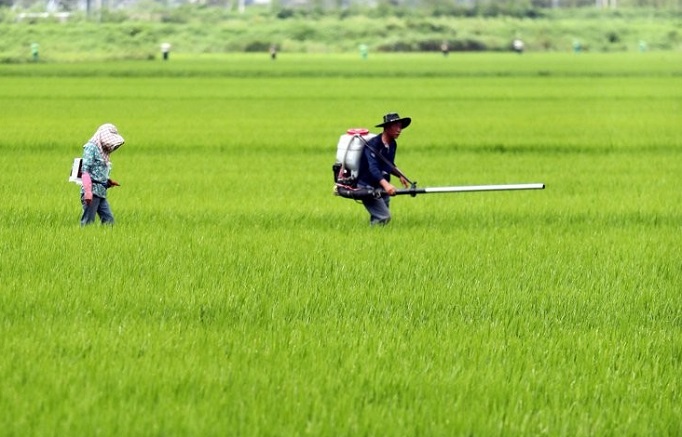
top-left (103, 142), bottom-right (124, 154)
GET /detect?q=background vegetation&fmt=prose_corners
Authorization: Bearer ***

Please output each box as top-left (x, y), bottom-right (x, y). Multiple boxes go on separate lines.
top-left (0, 52), bottom-right (681, 435)
top-left (1, 6), bottom-right (681, 61)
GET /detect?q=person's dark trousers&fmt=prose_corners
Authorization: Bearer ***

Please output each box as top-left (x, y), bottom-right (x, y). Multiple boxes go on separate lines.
top-left (80, 194), bottom-right (114, 226)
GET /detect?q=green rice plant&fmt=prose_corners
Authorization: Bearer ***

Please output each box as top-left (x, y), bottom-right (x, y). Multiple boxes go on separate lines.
top-left (0, 53), bottom-right (680, 436)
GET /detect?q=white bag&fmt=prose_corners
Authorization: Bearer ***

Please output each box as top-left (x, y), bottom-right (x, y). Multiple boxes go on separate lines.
top-left (68, 158), bottom-right (83, 185)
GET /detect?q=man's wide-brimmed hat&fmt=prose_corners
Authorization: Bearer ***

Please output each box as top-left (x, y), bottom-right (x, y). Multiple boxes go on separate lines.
top-left (376, 112), bottom-right (412, 129)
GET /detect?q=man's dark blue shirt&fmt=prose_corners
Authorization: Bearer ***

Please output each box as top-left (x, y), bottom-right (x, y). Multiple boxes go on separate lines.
top-left (357, 135), bottom-right (396, 188)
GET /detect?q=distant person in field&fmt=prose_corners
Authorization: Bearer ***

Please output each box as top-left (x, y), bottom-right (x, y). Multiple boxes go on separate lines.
top-left (359, 44), bottom-right (368, 60)
top-left (441, 41), bottom-right (449, 56)
top-left (79, 123), bottom-right (125, 226)
top-left (357, 112), bottom-right (412, 226)
top-left (161, 42), bottom-right (171, 60)
top-left (31, 42), bottom-right (39, 61)
top-left (512, 38), bottom-right (524, 54)
top-left (270, 45), bottom-right (277, 60)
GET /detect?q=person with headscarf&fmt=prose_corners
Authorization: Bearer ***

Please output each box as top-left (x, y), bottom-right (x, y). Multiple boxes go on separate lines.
top-left (80, 123), bottom-right (125, 226)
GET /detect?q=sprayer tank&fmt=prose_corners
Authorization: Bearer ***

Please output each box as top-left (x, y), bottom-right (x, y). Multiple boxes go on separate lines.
top-left (335, 129), bottom-right (376, 176)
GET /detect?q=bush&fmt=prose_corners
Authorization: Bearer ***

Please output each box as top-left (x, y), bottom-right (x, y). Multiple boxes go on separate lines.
top-left (244, 40), bottom-right (271, 52)
top-left (606, 31), bottom-right (620, 43)
top-left (100, 9), bottom-right (129, 23)
top-left (376, 40), bottom-right (414, 52)
top-left (417, 39), bottom-right (446, 51)
top-left (289, 22), bottom-right (318, 41)
top-left (451, 38), bottom-right (488, 51)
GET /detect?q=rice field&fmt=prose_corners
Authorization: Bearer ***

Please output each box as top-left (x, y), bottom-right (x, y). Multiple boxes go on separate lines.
top-left (0, 52), bottom-right (681, 436)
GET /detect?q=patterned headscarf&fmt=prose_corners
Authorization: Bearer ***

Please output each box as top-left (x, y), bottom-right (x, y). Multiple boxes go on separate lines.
top-left (88, 123), bottom-right (125, 160)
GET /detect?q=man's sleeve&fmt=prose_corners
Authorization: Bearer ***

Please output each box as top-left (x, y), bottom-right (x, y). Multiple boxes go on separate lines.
top-left (363, 143), bottom-right (386, 185)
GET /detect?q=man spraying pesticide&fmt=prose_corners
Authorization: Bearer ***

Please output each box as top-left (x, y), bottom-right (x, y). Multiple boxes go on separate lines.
top-left (332, 112), bottom-right (545, 225)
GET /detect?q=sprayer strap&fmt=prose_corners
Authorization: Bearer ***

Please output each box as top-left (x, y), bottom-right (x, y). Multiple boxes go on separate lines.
top-left (363, 140), bottom-right (412, 184)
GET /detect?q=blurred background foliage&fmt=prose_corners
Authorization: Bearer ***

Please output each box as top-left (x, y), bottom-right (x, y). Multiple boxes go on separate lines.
top-left (1, 0), bottom-right (680, 60)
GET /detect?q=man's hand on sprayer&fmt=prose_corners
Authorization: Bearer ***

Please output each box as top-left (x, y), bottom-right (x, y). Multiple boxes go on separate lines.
top-left (399, 175), bottom-right (410, 188)
top-left (380, 179), bottom-right (397, 196)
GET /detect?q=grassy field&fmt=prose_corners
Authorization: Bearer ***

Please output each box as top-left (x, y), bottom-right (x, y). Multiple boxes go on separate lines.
top-left (1, 52), bottom-right (681, 436)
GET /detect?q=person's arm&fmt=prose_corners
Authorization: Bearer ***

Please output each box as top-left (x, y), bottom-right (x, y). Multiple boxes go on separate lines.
top-left (386, 143), bottom-right (410, 188)
top-left (389, 167), bottom-right (410, 188)
top-left (363, 143), bottom-right (386, 185)
top-left (364, 139), bottom-right (400, 195)
top-left (82, 172), bottom-right (93, 205)
top-left (80, 145), bottom-right (95, 205)
top-left (379, 178), bottom-right (396, 195)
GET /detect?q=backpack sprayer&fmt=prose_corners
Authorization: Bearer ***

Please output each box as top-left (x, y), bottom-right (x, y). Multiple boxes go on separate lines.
top-left (332, 128), bottom-right (545, 201)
